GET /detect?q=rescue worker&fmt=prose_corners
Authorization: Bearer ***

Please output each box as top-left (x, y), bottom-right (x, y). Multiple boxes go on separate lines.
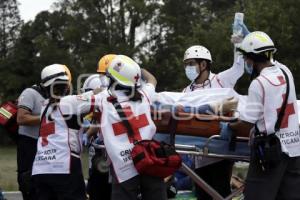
top-left (32, 64), bottom-right (94, 200)
top-left (97, 54), bottom-right (116, 87)
top-left (16, 75), bottom-right (47, 200)
top-left (93, 55), bottom-right (167, 200)
top-left (82, 54), bottom-right (116, 200)
top-left (183, 45), bottom-right (245, 92)
top-left (81, 73), bottom-right (112, 200)
top-left (229, 31), bottom-right (300, 200)
top-left (182, 43), bottom-right (246, 199)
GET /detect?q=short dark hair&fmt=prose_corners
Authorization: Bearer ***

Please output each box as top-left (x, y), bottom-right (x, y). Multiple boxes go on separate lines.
top-left (195, 58), bottom-right (212, 70)
top-left (244, 52), bottom-right (271, 63)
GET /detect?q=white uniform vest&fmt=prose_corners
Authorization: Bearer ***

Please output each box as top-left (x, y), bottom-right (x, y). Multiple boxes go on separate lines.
top-left (32, 105), bottom-right (73, 175)
top-left (32, 93), bottom-right (94, 175)
top-left (98, 90), bottom-right (156, 183)
top-left (255, 63), bottom-right (300, 157)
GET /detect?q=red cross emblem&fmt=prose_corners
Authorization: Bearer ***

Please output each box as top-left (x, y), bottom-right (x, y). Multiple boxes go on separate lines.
top-left (276, 94), bottom-right (295, 129)
top-left (134, 74), bottom-right (140, 83)
top-left (112, 106), bottom-right (149, 143)
top-left (40, 117), bottom-right (55, 146)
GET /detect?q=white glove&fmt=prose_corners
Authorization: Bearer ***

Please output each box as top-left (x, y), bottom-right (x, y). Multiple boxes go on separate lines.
top-left (210, 97), bottom-right (238, 115)
top-left (220, 97), bottom-right (239, 115)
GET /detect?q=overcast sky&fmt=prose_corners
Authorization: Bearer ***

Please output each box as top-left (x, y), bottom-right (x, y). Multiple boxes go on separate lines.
top-left (18, 0), bottom-right (59, 22)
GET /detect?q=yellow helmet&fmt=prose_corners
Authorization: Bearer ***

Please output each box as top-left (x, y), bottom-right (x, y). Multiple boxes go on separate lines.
top-left (97, 54), bottom-right (116, 73)
top-left (63, 65), bottom-right (72, 84)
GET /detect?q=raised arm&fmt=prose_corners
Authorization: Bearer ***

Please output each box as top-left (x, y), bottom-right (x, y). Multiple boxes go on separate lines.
top-left (141, 68), bottom-right (157, 87)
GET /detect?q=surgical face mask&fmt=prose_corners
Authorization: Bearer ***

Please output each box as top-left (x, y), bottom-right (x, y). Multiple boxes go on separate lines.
top-left (245, 62), bottom-right (253, 75)
top-left (99, 75), bottom-right (110, 88)
top-left (185, 65), bottom-right (199, 81)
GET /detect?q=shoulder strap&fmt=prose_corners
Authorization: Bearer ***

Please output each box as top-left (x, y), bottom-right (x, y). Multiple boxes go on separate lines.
top-left (275, 68), bottom-right (290, 131)
top-left (108, 96), bottom-right (137, 143)
top-left (31, 84), bottom-right (47, 99)
top-left (38, 101), bottom-right (52, 136)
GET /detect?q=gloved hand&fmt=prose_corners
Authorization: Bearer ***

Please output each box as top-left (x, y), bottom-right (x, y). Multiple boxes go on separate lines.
top-left (210, 97), bottom-right (238, 115)
top-left (231, 22), bottom-right (250, 44)
top-left (220, 97), bottom-right (238, 115)
top-left (82, 133), bottom-right (89, 146)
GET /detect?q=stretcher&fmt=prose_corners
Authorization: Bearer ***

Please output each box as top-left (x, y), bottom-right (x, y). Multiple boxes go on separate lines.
top-left (152, 109), bottom-right (250, 200)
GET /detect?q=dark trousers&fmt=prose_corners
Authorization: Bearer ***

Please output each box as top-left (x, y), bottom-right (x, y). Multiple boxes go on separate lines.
top-left (111, 174), bottom-right (167, 200)
top-left (194, 160), bottom-right (233, 200)
top-left (244, 151), bottom-right (300, 200)
top-left (17, 135), bottom-right (38, 200)
top-left (33, 156), bottom-right (86, 200)
top-left (87, 169), bottom-right (111, 200)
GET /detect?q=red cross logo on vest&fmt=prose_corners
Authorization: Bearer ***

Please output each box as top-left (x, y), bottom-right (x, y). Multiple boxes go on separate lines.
top-left (40, 117), bottom-right (55, 146)
top-left (276, 94), bottom-right (295, 129)
top-left (112, 106), bottom-right (149, 143)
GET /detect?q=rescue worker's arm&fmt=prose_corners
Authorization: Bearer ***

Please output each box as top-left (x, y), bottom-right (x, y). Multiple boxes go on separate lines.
top-left (17, 108), bottom-right (40, 126)
top-left (229, 80), bottom-right (263, 137)
top-left (141, 68), bottom-right (157, 87)
top-left (216, 56), bottom-right (245, 88)
top-left (86, 126), bottom-right (99, 138)
top-left (17, 88), bottom-right (41, 125)
top-left (228, 120), bottom-right (253, 137)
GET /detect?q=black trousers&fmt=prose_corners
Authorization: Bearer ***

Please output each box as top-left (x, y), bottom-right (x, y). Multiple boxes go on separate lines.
top-left (111, 174), bottom-right (167, 200)
top-left (87, 169), bottom-right (111, 200)
top-left (244, 151), bottom-right (300, 200)
top-left (17, 134), bottom-right (38, 200)
top-left (33, 156), bottom-right (86, 200)
top-left (194, 160), bottom-right (233, 200)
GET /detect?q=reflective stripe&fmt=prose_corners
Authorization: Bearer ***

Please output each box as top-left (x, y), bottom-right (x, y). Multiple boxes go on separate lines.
top-left (0, 107), bottom-right (12, 119)
top-left (108, 68), bottom-right (132, 86)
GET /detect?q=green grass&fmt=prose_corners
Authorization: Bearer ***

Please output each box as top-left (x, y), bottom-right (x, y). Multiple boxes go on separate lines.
top-left (0, 145), bottom-right (18, 191)
top-left (0, 145), bottom-right (90, 191)
top-left (0, 145), bottom-right (248, 200)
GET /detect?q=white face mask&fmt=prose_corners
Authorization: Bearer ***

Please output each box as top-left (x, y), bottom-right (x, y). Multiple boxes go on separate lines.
top-left (99, 75), bottom-right (110, 87)
top-left (185, 65), bottom-right (199, 81)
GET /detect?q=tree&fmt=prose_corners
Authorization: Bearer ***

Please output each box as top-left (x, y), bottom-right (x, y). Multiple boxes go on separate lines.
top-left (0, 0), bottom-right (22, 59)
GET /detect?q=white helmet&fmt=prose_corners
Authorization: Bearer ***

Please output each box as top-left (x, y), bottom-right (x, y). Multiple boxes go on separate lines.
top-left (183, 45), bottom-right (212, 62)
top-left (41, 64), bottom-right (69, 87)
top-left (239, 31), bottom-right (276, 54)
top-left (106, 55), bottom-right (141, 88)
top-left (81, 74), bottom-right (102, 93)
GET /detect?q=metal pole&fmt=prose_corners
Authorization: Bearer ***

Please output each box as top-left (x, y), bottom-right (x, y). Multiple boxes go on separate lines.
top-left (180, 163), bottom-right (224, 200)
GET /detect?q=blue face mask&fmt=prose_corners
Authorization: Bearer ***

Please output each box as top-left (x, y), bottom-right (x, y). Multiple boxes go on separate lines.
top-left (245, 62), bottom-right (253, 75)
top-left (185, 65), bottom-right (199, 81)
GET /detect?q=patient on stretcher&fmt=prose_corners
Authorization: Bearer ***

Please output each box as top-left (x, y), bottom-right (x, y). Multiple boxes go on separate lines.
top-left (152, 95), bottom-right (239, 139)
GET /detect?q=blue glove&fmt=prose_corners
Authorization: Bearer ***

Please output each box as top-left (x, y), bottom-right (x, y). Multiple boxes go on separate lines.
top-left (240, 22), bottom-right (250, 36)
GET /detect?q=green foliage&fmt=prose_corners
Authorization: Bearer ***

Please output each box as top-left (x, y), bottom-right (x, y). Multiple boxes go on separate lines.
top-left (1, 0), bottom-right (300, 100)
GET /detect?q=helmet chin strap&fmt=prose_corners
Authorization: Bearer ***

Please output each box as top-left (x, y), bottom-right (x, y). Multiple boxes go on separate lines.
top-left (250, 66), bottom-right (259, 81)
